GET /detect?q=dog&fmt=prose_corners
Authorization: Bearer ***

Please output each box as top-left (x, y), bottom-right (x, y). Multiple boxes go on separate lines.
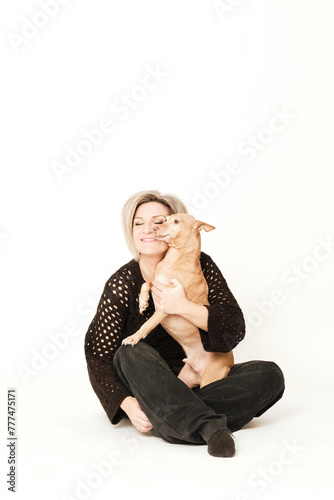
top-left (122, 213), bottom-right (234, 389)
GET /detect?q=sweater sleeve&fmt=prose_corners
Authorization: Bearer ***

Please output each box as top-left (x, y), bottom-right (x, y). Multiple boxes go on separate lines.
top-left (84, 269), bottom-right (133, 425)
top-left (199, 253), bottom-right (246, 352)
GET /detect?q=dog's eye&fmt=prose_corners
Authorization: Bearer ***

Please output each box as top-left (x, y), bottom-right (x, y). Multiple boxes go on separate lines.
top-left (174, 219), bottom-right (180, 224)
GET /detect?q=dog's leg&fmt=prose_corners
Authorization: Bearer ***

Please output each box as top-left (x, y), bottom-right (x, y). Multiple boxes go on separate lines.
top-left (200, 351), bottom-right (234, 388)
top-left (122, 310), bottom-right (168, 346)
top-left (139, 282), bottom-right (152, 314)
top-left (178, 361), bottom-right (202, 389)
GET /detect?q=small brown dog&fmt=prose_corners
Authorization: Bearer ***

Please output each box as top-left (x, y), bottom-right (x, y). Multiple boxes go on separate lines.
top-left (122, 213), bottom-right (234, 388)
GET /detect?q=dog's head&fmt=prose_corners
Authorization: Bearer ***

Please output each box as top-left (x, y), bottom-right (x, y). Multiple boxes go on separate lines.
top-left (153, 213), bottom-right (215, 248)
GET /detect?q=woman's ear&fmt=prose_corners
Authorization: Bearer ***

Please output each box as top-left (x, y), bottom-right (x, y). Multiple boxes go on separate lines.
top-left (194, 220), bottom-right (216, 232)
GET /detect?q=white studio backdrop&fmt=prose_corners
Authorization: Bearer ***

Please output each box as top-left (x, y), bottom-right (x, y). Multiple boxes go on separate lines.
top-left (1, 1), bottom-right (334, 499)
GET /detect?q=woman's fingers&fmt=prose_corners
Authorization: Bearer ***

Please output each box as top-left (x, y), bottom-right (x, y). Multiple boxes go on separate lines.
top-left (134, 417), bottom-right (153, 432)
top-left (136, 421), bottom-right (153, 432)
top-left (151, 283), bottom-right (161, 298)
top-left (131, 405), bottom-right (153, 432)
top-left (152, 280), bottom-right (164, 292)
top-left (151, 278), bottom-right (186, 315)
top-left (151, 285), bottom-right (162, 309)
top-left (137, 409), bottom-right (153, 429)
top-left (122, 397), bottom-right (153, 433)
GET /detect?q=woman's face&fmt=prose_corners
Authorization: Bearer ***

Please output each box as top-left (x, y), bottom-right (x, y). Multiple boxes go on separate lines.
top-left (132, 202), bottom-right (170, 259)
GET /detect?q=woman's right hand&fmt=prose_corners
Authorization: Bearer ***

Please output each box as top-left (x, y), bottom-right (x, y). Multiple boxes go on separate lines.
top-left (120, 396), bottom-right (153, 433)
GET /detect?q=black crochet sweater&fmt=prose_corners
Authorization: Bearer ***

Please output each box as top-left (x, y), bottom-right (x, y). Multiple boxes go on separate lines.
top-left (84, 252), bottom-right (245, 424)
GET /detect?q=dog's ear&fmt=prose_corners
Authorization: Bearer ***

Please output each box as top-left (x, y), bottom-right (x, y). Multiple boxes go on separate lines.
top-left (194, 220), bottom-right (216, 232)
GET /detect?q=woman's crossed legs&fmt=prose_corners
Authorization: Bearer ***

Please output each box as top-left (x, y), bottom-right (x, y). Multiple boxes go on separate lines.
top-left (113, 342), bottom-right (284, 453)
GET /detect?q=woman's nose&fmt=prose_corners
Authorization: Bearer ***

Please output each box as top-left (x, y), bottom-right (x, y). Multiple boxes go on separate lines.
top-left (143, 223), bottom-right (154, 234)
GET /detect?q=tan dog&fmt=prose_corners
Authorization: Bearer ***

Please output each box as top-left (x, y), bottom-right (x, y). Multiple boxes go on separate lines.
top-left (122, 213), bottom-right (234, 389)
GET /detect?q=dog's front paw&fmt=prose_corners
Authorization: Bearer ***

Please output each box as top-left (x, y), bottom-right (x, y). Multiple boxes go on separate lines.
top-left (122, 334), bottom-right (140, 347)
top-left (138, 282), bottom-right (151, 314)
top-left (139, 297), bottom-right (149, 314)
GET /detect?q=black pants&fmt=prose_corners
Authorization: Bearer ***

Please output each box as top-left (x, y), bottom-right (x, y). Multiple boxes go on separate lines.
top-left (113, 342), bottom-right (285, 445)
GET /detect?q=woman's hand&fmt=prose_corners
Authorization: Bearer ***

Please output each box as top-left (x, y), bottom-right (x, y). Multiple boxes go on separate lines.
top-left (152, 278), bottom-right (209, 331)
top-left (151, 278), bottom-right (188, 315)
top-left (120, 396), bottom-right (153, 433)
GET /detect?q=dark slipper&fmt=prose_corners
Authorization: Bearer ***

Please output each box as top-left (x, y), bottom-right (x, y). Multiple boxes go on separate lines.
top-left (207, 429), bottom-right (235, 457)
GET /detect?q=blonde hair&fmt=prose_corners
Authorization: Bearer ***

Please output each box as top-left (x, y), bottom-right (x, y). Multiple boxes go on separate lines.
top-left (122, 190), bottom-right (188, 260)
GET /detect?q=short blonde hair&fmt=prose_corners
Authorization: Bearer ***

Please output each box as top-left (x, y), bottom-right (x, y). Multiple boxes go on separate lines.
top-left (122, 190), bottom-right (188, 260)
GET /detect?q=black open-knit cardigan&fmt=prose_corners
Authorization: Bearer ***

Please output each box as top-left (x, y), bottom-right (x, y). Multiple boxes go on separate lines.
top-left (84, 252), bottom-right (245, 424)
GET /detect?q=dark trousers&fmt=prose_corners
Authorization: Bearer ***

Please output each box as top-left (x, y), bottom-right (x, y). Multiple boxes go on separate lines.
top-left (113, 342), bottom-right (285, 445)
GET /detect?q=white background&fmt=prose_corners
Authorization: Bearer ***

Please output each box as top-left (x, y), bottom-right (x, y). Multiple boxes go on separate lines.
top-left (1, 1), bottom-right (334, 499)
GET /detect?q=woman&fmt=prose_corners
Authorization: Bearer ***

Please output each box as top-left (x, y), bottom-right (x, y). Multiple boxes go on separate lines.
top-left (84, 190), bottom-right (284, 457)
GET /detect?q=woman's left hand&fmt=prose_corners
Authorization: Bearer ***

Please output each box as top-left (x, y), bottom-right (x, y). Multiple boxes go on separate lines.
top-left (151, 278), bottom-right (188, 315)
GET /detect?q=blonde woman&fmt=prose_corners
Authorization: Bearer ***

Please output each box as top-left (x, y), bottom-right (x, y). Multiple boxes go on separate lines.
top-left (84, 190), bottom-right (284, 457)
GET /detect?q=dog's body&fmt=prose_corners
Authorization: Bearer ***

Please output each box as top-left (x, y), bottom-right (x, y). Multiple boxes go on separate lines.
top-left (122, 213), bottom-right (234, 389)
